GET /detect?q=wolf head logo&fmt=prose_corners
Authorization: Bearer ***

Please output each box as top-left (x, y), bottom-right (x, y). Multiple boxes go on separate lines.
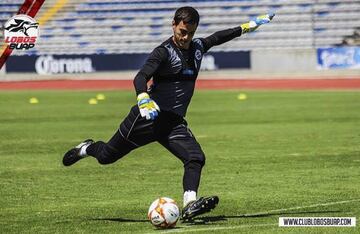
top-left (5, 19), bottom-right (39, 36)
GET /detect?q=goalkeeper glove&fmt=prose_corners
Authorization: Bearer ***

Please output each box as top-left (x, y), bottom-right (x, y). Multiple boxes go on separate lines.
top-left (137, 92), bottom-right (160, 120)
top-left (241, 13), bottom-right (275, 34)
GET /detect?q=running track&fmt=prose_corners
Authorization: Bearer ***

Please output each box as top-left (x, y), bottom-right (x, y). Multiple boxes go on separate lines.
top-left (0, 78), bottom-right (360, 90)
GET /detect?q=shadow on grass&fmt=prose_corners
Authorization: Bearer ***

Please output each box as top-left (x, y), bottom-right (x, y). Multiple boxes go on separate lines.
top-left (92, 217), bottom-right (148, 223)
top-left (184, 210), bottom-right (342, 225)
top-left (91, 210), bottom-right (341, 226)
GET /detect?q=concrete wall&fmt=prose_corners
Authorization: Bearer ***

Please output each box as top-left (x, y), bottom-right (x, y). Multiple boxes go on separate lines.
top-left (251, 48), bottom-right (317, 73)
top-left (0, 64), bottom-right (5, 75)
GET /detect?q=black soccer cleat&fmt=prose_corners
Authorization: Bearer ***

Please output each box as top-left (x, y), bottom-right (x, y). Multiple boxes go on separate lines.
top-left (182, 196), bottom-right (219, 220)
top-left (62, 139), bottom-right (94, 166)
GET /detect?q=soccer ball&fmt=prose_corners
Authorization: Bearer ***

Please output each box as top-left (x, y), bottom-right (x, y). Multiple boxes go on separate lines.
top-left (148, 197), bottom-right (180, 228)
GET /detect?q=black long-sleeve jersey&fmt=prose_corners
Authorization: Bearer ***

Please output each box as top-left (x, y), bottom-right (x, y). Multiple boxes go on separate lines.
top-left (134, 26), bottom-right (243, 117)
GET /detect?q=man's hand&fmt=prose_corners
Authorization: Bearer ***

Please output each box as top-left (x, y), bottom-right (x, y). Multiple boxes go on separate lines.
top-left (137, 92), bottom-right (160, 120)
top-left (241, 13), bottom-right (275, 34)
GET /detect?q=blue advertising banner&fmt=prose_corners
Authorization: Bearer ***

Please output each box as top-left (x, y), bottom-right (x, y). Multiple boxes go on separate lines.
top-left (317, 47), bottom-right (360, 69)
top-left (5, 51), bottom-right (250, 74)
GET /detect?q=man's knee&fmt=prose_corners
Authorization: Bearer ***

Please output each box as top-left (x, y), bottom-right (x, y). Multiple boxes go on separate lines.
top-left (97, 155), bottom-right (117, 165)
top-left (93, 130), bottom-right (137, 165)
top-left (187, 151), bottom-right (206, 168)
top-left (197, 152), bottom-right (206, 167)
top-left (96, 144), bottom-right (128, 165)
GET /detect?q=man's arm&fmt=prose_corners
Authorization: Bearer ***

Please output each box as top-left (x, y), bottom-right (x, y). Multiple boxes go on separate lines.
top-left (133, 46), bottom-right (167, 95)
top-left (133, 46), bottom-right (167, 120)
top-left (202, 13), bottom-right (275, 52)
top-left (202, 27), bottom-right (242, 52)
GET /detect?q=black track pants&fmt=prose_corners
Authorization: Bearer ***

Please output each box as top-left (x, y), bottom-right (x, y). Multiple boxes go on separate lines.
top-left (86, 105), bottom-right (206, 192)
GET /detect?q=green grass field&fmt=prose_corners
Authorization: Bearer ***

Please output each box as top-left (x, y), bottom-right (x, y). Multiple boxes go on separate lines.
top-left (1, 90), bottom-right (359, 233)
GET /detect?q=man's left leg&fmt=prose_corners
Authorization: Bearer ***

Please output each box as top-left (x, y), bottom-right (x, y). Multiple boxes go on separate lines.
top-left (158, 124), bottom-right (219, 220)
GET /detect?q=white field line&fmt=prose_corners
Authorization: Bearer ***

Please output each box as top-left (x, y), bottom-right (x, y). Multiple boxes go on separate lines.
top-left (159, 223), bottom-right (276, 233)
top-left (152, 198), bottom-right (360, 233)
top-left (244, 198), bottom-right (360, 217)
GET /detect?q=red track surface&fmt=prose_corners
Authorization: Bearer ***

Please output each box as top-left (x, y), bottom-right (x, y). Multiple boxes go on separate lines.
top-left (0, 78), bottom-right (360, 90)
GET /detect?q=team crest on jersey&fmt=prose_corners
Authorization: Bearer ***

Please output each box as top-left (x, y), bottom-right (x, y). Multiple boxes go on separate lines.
top-left (195, 49), bottom-right (202, 60)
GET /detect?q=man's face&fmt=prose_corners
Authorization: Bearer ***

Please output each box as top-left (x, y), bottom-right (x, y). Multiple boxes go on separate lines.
top-left (172, 20), bottom-right (197, 49)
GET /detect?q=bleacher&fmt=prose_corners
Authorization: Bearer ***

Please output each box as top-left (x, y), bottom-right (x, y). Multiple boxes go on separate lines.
top-left (1, 0), bottom-right (359, 55)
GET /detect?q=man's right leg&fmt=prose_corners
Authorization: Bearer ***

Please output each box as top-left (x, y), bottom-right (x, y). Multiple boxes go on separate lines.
top-left (86, 129), bottom-right (138, 165)
top-left (63, 129), bottom-right (137, 166)
top-left (63, 105), bottom-right (155, 166)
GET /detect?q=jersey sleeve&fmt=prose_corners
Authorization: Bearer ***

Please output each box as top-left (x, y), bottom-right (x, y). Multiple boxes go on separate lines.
top-left (133, 46), bottom-right (168, 95)
top-left (201, 26), bottom-right (243, 53)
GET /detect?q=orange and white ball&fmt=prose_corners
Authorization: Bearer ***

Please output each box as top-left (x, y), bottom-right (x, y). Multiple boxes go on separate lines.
top-left (148, 197), bottom-right (180, 228)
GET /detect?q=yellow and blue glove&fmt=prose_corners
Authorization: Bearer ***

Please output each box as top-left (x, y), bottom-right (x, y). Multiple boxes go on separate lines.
top-left (137, 92), bottom-right (160, 120)
top-left (241, 13), bottom-right (275, 34)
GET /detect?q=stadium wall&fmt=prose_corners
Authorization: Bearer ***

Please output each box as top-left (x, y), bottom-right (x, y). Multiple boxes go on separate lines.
top-left (0, 48), bottom-right (359, 80)
top-left (0, 64), bottom-right (5, 75)
top-left (252, 49), bottom-right (317, 73)
top-left (4, 51), bottom-right (251, 74)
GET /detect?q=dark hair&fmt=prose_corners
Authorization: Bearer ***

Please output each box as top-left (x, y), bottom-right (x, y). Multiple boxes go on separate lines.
top-left (173, 6), bottom-right (199, 25)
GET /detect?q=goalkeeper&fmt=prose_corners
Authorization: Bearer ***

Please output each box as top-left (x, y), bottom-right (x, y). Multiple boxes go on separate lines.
top-left (63, 6), bottom-right (274, 220)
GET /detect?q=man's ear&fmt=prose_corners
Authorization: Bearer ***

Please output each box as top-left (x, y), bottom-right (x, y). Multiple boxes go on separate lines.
top-left (172, 20), bottom-right (176, 30)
